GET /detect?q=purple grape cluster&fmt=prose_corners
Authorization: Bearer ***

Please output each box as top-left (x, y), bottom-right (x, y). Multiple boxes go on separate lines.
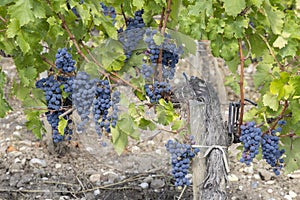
top-left (118, 10), bottom-right (145, 60)
top-left (92, 80), bottom-right (112, 135)
top-left (36, 48), bottom-right (77, 142)
top-left (239, 121), bottom-right (262, 165)
top-left (72, 71), bottom-right (97, 131)
top-left (110, 91), bottom-right (120, 128)
top-left (55, 48), bottom-right (76, 73)
top-left (144, 29), bottom-right (183, 81)
top-left (165, 139), bottom-right (200, 188)
top-left (144, 81), bottom-right (171, 103)
top-left (261, 120), bottom-right (286, 175)
top-left (100, 2), bottom-right (116, 19)
top-left (140, 63), bottom-right (154, 80)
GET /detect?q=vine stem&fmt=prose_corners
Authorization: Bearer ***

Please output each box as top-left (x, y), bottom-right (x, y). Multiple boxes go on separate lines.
top-left (237, 39), bottom-right (245, 137)
top-left (0, 16), bottom-right (7, 23)
top-left (249, 26), bottom-right (284, 70)
top-left (120, 4), bottom-right (128, 25)
top-left (59, 14), bottom-right (90, 62)
top-left (41, 56), bottom-right (56, 68)
top-left (157, 0), bottom-right (172, 81)
top-left (158, 7), bottom-right (165, 31)
top-left (263, 100), bottom-right (289, 135)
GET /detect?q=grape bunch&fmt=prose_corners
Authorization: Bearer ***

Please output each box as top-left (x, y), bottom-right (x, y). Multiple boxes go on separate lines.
top-left (144, 81), bottom-right (171, 103)
top-left (100, 2), bottom-right (116, 19)
top-left (144, 28), bottom-right (183, 81)
top-left (261, 120), bottom-right (286, 175)
top-left (239, 121), bottom-right (262, 165)
top-left (36, 48), bottom-right (77, 142)
top-left (140, 63), bottom-right (154, 80)
top-left (165, 139), bottom-right (200, 188)
top-left (118, 10), bottom-right (145, 60)
top-left (72, 71), bottom-right (97, 131)
top-left (55, 48), bottom-right (76, 73)
top-left (36, 76), bottom-right (62, 111)
top-left (92, 80), bottom-right (112, 135)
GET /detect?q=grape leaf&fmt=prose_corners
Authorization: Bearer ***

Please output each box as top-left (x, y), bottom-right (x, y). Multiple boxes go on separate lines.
top-left (171, 120), bottom-right (184, 131)
top-left (222, 0), bottom-right (246, 17)
top-left (111, 126), bottom-right (128, 156)
top-left (58, 117), bottom-right (68, 136)
top-left (280, 137), bottom-right (300, 174)
top-left (132, 0), bottom-right (144, 10)
top-left (253, 63), bottom-right (272, 88)
top-left (18, 66), bottom-right (37, 87)
top-left (273, 36), bottom-right (288, 49)
top-left (7, 0), bottom-right (34, 27)
top-left (263, 1), bottom-right (284, 34)
top-left (139, 118), bottom-right (156, 131)
top-left (263, 92), bottom-right (279, 111)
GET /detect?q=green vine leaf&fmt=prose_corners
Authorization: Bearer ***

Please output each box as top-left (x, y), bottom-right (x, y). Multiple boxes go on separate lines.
top-left (222, 0), bottom-right (246, 17)
top-left (263, 1), bottom-right (284, 35)
top-left (273, 36), bottom-right (288, 49)
top-left (7, 0), bottom-right (34, 27)
top-left (262, 92), bottom-right (279, 111)
top-left (281, 137), bottom-right (300, 174)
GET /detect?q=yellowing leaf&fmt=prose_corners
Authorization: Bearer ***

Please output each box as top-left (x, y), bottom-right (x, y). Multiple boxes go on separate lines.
top-left (263, 93), bottom-right (279, 111)
top-left (58, 117), bottom-right (68, 136)
top-left (273, 36), bottom-right (288, 49)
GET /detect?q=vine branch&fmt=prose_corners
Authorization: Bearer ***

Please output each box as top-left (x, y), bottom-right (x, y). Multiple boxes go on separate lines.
top-left (41, 56), bottom-right (56, 68)
top-left (263, 100), bottom-right (289, 135)
top-left (59, 14), bottom-right (90, 62)
top-left (237, 39), bottom-right (245, 137)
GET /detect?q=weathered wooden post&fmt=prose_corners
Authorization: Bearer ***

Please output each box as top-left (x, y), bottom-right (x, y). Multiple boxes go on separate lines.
top-left (189, 76), bottom-right (229, 200)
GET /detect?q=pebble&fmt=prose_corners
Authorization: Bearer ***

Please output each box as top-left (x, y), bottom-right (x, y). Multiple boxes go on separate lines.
top-left (55, 163), bottom-right (62, 169)
top-left (15, 125), bottom-right (22, 130)
top-left (251, 181), bottom-right (258, 189)
top-left (12, 131), bottom-right (21, 139)
top-left (93, 189), bottom-right (100, 196)
top-left (284, 195), bottom-right (292, 200)
top-left (89, 174), bottom-right (101, 183)
top-left (150, 179), bottom-right (165, 189)
top-left (131, 146), bottom-right (140, 153)
top-left (288, 191), bottom-right (297, 198)
top-left (267, 189), bottom-right (273, 193)
top-left (139, 182), bottom-right (149, 189)
top-left (238, 185), bottom-right (243, 191)
top-left (59, 196), bottom-right (70, 200)
top-left (266, 180), bottom-right (275, 185)
top-left (253, 174), bottom-right (260, 180)
top-left (29, 158), bottom-right (47, 168)
top-left (228, 174), bottom-right (239, 182)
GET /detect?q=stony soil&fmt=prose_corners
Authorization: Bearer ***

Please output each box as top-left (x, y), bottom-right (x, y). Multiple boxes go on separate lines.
top-left (1, 55), bottom-right (300, 200)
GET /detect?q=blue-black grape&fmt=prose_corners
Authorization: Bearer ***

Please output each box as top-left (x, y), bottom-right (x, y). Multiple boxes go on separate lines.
top-left (55, 48), bottom-right (76, 73)
top-left (36, 76), bottom-right (62, 111)
top-left (239, 121), bottom-right (262, 165)
top-left (118, 10), bottom-right (145, 60)
top-left (100, 2), bottom-right (116, 19)
top-left (140, 63), bottom-right (154, 80)
top-left (165, 139), bottom-right (200, 188)
top-left (144, 81), bottom-right (171, 103)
